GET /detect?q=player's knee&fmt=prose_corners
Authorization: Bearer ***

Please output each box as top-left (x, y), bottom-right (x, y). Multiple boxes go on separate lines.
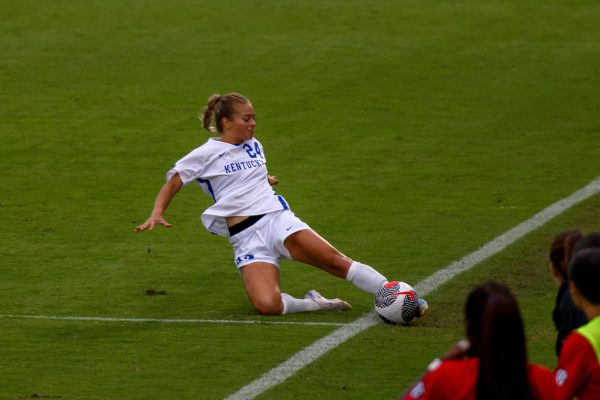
top-left (252, 295), bottom-right (284, 316)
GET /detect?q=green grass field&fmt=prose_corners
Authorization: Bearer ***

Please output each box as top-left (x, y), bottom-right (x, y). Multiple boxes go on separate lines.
top-left (2, 0), bottom-right (600, 398)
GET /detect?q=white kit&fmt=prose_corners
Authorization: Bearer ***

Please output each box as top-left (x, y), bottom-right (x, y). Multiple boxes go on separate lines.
top-left (167, 137), bottom-right (289, 236)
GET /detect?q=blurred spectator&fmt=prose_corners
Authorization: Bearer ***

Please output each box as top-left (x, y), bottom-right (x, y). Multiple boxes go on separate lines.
top-left (554, 247), bottom-right (600, 400)
top-left (548, 230), bottom-right (587, 356)
top-left (401, 281), bottom-right (554, 400)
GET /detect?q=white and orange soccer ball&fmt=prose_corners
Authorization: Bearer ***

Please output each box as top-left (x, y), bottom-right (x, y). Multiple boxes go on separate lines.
top-left (374, 281), bottom-right (419, 324)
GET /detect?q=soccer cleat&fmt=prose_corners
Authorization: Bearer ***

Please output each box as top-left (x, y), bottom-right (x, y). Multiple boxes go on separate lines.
top-left (304, 290), bottom-right (352, 311)
top-left (415, 298), bottom-right (429, 318)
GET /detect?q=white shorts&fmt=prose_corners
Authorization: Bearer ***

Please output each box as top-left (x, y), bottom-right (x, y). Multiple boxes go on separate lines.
top-left (228, 210), bottom-right (311, 268)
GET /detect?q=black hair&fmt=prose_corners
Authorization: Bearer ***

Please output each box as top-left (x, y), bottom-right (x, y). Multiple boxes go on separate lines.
top-left (549, 230), bottom-right (583, 280)
top-left (465, 282), bottom-right (533, 400)
top-left (569, 247), bottom-right (600, 304)
top-left (572, 232), bottom-right (600, 254)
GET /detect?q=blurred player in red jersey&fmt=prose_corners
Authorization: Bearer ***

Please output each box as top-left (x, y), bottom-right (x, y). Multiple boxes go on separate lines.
top-left (402, 282), bottom-right (554, 400)
top-left (554, 247), bottom-right (600, 400)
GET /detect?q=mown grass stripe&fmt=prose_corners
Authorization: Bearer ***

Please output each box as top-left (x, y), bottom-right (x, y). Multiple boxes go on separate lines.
top-left (0, 314), bottom-right (348, 327)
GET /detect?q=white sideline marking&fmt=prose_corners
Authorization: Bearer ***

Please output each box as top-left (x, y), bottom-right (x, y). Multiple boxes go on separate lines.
top-left (225, 176), bottom-right (600, 400)
top-left (0, 314), bottom-right (348, 327)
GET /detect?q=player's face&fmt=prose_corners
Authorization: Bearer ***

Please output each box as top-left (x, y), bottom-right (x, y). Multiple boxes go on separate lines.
top-left (222, 102), bottom-right (256, 143)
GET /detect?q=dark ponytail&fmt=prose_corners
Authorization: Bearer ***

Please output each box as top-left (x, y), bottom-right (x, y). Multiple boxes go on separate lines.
top-left (549, 230), bottom-right (583, 280)
top-left (200, 92), bottom-right (249, 133)
top-left (466, 282), bottom-right (534, 400)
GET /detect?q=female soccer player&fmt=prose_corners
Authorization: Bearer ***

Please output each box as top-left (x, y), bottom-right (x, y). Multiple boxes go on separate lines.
top-left (135, 92), bottom-right (428, 317)
top-left (402, 282), bottom-right (554, 400)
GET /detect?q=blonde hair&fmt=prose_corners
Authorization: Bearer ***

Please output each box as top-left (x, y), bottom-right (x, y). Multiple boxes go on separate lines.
top-left (199, 92), bottom-right (249, 133)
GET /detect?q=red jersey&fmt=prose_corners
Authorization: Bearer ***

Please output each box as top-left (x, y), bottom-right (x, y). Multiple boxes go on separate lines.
top-left (402, 357), bottom-right (554, 400)
top-left (555, 316), bottom-right (600, 400)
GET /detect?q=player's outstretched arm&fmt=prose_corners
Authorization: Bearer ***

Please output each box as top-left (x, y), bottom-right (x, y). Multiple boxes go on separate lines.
top-left (135, 173), bottom-right (183, 232)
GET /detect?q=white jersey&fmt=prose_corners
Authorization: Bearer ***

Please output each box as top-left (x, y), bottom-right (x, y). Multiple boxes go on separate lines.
top-left (167, 137), bottom-right (289, 236)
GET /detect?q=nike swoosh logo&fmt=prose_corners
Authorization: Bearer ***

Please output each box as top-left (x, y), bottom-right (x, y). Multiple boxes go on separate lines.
top-left (285, 225), bottom-right (294, 231)
top-left (385, 291), bottom-right (416, 300)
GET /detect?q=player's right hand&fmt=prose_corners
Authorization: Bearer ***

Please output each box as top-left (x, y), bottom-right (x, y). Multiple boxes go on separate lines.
top-left (134, 216), bottom-right (173, 232)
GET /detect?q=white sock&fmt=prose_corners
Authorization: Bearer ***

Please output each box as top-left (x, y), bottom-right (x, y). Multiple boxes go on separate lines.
top-left (345, 261), bottom-right (388, 294)
top-left (281, 293), bottom-right (321, 314)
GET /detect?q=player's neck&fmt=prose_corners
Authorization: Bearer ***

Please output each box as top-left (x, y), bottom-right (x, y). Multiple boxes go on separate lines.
top-left (219, 132), bottom-right (244, 145)
top-left (584, 304), bottom-right (600, 321)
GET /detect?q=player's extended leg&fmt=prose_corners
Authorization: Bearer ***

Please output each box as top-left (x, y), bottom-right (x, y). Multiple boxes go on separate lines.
top-left (283, 229), bottom-right (428, 318)
top-left (240, 262), bottom-right (349, 315)
top-left (284, 230), bottom-right (352, 277)
top-left (284, 229), bottom-right (388, 294)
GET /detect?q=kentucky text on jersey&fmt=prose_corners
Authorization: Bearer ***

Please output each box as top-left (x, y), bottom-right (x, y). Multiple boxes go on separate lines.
top-left (224, 159), bottom-right (265, 174)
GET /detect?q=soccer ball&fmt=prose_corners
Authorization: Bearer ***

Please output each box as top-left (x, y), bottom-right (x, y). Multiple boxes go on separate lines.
top-left (374, 281), bottom-right (419, 324)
